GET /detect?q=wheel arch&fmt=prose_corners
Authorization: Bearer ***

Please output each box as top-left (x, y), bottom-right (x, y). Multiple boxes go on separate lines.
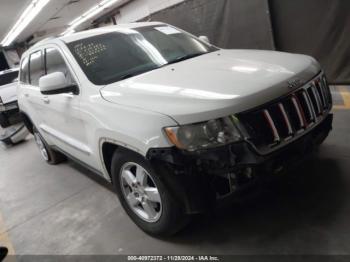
top-left (20, 111), bottom-right (34, 134)
top-left (100, 140), bottom-right (147, 183)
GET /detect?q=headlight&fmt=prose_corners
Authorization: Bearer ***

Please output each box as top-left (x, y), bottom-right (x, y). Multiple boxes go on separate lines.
top-left (164, 116), bottom-right (242, 151)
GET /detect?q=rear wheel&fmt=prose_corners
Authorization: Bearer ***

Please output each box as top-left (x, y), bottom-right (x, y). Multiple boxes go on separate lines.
top-left (33, 127), bottom-right (66, 165)
top-left (111, 149), bottom-right (189, 236)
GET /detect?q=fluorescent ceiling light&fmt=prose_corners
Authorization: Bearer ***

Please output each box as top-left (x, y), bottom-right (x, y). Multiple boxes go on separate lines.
top-left (1, 0), bottom-right (51, 47)
top-left (61, 0), bottom-right (121, 36)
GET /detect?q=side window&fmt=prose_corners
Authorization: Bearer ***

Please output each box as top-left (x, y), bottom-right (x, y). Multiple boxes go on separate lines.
top-left (20, 56), bottom-right (29, 84)
top-left (29, 51), bottom-right (44, 86)
top-left (45, 48), bottom-right (75, 85)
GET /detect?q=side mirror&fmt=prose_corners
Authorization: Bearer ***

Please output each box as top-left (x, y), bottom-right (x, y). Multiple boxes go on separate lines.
top-left (199, 35), bottom-right (210, 44)
top-left (39, 72), bottom-right (77, 95)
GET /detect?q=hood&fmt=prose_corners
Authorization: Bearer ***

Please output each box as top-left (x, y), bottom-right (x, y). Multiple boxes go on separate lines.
top-left (101, 50), bottom-right (320, 125)
top-left (0, 82), bottom-right (18, 104)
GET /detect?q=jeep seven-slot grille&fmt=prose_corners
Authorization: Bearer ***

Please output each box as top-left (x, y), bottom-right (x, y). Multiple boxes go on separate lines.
top-left (238, 73), bottom-right (332, 153)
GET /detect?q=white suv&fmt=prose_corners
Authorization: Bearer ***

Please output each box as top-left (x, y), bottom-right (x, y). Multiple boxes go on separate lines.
top-left (18, 22), bottom-right (333, 235)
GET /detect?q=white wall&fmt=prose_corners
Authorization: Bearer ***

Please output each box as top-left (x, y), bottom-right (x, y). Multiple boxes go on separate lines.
top-left (116, 0), bottom-right (185, 23)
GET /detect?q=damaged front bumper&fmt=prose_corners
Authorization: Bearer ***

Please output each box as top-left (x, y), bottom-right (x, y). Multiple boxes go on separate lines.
top-left (146, 113), bottom-right (333, 214)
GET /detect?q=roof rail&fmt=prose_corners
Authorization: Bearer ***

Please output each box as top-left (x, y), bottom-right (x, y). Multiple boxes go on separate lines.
top-left (32, 36), bottom-right (57, 47)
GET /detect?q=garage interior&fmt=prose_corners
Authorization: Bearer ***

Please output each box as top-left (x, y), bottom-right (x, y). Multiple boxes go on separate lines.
top-left (1, 0), bottom-right (350, 258)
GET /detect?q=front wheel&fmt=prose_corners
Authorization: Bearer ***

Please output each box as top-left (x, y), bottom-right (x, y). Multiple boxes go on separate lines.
top-left (111, 149), bottom-right (189, 236)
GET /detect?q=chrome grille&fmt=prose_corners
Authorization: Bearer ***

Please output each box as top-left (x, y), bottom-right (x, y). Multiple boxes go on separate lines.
top-left (238, 73), bottom-right (332, 153)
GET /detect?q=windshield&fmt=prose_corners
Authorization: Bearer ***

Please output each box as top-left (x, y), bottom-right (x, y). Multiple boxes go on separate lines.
top-left (0, 71), bottom-right (18, 87)
top-left (67, 25), bottom-right (217, 85)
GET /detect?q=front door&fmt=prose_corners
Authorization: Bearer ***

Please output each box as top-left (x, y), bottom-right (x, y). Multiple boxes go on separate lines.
top-left (39, 47), bottom-right (89, 162)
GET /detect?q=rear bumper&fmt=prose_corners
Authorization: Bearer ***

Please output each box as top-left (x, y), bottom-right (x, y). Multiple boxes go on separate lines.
top-left (147, 113), bottom-right (333, 214)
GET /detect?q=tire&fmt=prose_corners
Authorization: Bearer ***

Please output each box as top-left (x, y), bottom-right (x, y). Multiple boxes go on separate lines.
top-left (111, 149), bottom-right (189, 236)
top-left (33, 127), bottom-right (66, 165)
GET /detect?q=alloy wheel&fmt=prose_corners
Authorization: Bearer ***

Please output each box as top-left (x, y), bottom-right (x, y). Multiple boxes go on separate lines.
top-left (120, 162), bottom-right (162, 222)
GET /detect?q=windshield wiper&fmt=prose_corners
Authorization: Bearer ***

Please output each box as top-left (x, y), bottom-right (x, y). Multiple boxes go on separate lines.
top-left (119, 73), bottom-right (138, 81)
top-left (119, 67), bottom-right (158, 81)
top-left (165, 52), bottom-right (207, 66)
top-left (118, 53), bottom-right (207, 81)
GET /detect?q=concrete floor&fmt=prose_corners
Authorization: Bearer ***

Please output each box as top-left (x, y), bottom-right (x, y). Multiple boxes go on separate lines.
top-left (0, 86), bottom-right (350, 255)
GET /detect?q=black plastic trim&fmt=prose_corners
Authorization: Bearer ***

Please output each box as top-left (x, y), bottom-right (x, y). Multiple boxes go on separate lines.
top-left (40, 84), bottom-right (79, 95)
top-left (51, 145), bottom-right (105, 177)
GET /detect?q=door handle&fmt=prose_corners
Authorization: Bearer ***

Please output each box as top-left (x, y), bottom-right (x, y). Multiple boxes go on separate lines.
top-left (42, 96), bottom-right (50, 104)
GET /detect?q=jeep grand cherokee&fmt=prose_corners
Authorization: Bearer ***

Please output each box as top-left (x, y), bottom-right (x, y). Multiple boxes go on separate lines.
top-left (18, 22), bottom-right (333, 236)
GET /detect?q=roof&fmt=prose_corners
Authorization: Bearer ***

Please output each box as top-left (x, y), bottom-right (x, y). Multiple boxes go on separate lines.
top-left (60, 22), bottom-right (165, 43)
top-left (23, 22), bottom-right (167, 57)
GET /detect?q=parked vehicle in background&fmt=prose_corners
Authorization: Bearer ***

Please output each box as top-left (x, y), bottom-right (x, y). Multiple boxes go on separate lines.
top-left (0, 68), bottom-right (29, 145)
top-left (18, 22), bottom-right (333, 236)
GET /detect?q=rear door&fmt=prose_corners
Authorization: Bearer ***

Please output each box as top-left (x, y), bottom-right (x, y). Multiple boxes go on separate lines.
top-left (19, 50), bottom-right (46, 130)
